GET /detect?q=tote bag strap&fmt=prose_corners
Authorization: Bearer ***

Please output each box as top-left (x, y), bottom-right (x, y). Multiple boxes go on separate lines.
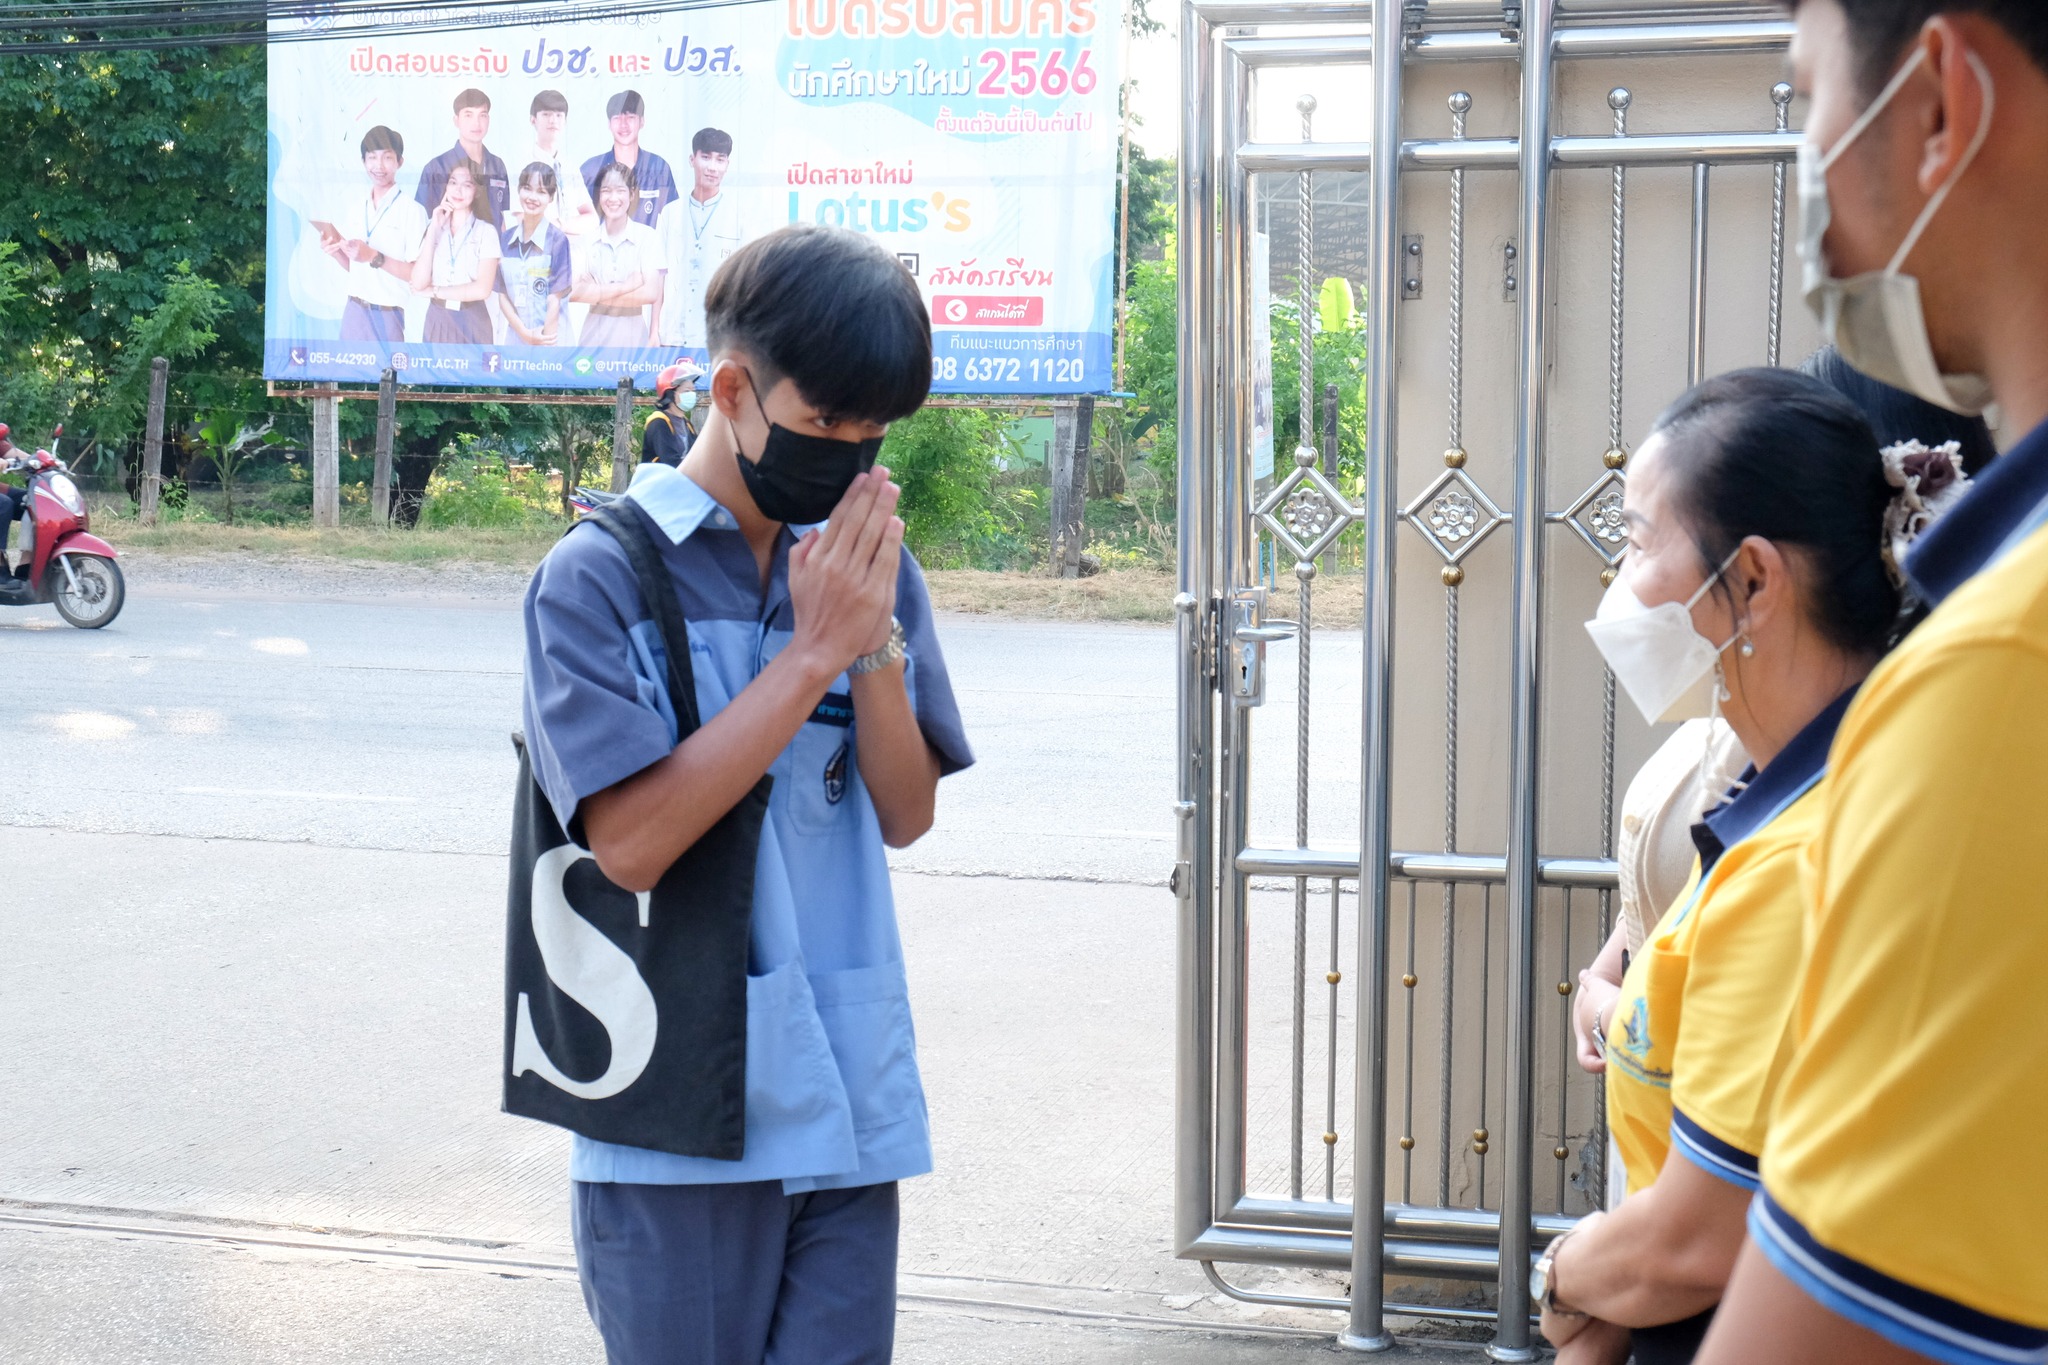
top-left (585, 500), bottom-right (704, 737)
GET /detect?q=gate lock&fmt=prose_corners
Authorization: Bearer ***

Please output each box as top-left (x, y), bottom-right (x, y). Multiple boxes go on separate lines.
top-left (1228, 589), bottom-right (1298, 707)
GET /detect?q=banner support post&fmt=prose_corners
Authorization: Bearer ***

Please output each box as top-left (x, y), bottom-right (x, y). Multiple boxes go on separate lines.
top-left (610, 378), bottom-right (635, 493)
top-left (311, 395), bottom-right (340, 529)
top-left (373, 369), bottom-right (397, 526)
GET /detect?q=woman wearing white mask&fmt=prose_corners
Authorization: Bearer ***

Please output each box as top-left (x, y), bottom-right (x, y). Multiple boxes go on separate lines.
top-left (1539, 368), bottom-right (1971, 1365)
top-left (1568, 345), bottom-right (1995, 1206)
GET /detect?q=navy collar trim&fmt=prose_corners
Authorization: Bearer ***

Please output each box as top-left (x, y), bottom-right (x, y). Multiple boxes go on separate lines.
top-left (1691, 687), bottom-right (1857, 872)
top-left (1906, 416), bottom-right (2048, 607)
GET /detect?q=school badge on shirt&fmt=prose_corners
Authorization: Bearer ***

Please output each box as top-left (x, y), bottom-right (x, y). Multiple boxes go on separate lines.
top-left (823, 741), bottom-right (850, 805)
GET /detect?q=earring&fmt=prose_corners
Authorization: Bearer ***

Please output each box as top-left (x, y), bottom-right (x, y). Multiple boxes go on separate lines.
top-left (1739, 634), bottom-right (1756, 659)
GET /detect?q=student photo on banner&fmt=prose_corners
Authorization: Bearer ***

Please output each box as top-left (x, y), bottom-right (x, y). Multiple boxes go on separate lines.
top-left (575, 161), bottom-right (663, 349)
top-left (523, 89), bottom-right (598, 242)
top-left (580, 90), bottom-right (676, 230)
top-left (657, 127), bottom-right (743, 349)
top-left (322, 125), bottom-right (428, 344)
top-left (412, 158), bottom-right (502, 344)
top-left (416, 87), bottom-right (511, 229)
top-left (501, 164), bottom-right (574, 347)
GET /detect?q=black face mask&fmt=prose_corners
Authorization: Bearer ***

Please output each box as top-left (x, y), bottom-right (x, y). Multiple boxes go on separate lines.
top-left (733, 375), bottom-right (882, 526)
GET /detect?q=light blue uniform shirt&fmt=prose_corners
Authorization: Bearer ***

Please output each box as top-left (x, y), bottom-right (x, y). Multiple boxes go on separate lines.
top-left (520, 463), bottom-right (973, 1193)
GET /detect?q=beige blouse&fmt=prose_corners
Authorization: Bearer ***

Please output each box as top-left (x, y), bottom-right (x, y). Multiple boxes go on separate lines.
top-left (1615, 719), bottom-right (1751, 955)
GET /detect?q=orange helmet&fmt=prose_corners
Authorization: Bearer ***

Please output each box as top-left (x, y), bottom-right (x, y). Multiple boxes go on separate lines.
top-left (655, 360), bottom-right (704, 403)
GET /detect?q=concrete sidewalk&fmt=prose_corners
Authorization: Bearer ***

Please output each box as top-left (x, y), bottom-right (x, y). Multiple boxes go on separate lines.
top-left (0, 829), bottom-right (1483, 1363)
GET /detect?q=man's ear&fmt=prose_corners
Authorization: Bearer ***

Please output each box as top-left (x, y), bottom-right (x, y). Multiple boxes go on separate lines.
top-left (1917, 19), bottom-right (1992, 198)
top-left (709, 357), bottom-right (750, 422)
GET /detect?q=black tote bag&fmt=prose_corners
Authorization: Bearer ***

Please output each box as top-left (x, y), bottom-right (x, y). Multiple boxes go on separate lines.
top-left (502, 500), bottom-right (771, 1160)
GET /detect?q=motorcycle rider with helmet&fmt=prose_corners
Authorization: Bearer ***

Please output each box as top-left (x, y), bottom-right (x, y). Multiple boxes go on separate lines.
top-left (639, 359), bottom-right (703, 467)
top-left (0, 424), bottom-right (29, 579)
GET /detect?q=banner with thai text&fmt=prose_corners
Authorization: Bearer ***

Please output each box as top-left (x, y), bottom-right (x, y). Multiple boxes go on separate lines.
top-left (265, 0), bottom-right (1122, 394)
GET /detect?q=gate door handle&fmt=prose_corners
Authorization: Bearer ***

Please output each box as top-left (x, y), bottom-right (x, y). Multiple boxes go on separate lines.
top-left (1230, 618), bottom-right (1297, 706)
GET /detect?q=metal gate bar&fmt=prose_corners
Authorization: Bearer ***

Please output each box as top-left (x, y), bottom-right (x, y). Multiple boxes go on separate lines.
top-left (1174, 1), bottom-right (1799, 1356)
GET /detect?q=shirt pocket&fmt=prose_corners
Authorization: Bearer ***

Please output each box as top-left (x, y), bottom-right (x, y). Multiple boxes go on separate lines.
top-left (809, 962), bottom-right (921, 1134)
top-left (783, 688), bottom-right (859, 837)
top-left (742, 960), bottom-right (851, 1134)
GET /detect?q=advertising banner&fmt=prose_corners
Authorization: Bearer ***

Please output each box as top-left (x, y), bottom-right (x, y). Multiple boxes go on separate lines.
top-left (266, 0), bottom-right (1122, 394)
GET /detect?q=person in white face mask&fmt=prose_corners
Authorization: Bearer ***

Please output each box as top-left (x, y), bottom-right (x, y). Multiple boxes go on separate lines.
top-left (1542, 369), bottom-right (1963, 1365)
top-left (1697, 6), bottom-right (2048, 1363)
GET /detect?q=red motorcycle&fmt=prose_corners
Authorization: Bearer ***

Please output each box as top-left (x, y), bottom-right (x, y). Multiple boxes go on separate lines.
top-left (0, 424), bottom-right (124, 628)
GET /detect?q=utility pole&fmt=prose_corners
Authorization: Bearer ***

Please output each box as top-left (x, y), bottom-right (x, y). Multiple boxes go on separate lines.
top-left (1115, 21), bottom-right (1133, 392)
top-left (139, 357), bottom-right (168, 526)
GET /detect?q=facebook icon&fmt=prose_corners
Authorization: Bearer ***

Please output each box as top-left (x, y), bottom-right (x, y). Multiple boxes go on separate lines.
top-left (484, 351), bottom-right (503, 376)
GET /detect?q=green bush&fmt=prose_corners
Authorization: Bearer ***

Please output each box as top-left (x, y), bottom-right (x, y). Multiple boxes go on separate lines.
top-left (420, 443), bottom-right (558, 529)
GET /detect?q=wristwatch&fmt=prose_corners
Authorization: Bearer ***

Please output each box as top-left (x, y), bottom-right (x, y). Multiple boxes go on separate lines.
top-left (849, 617), bottom-right (907, 675)
top-left (369, 251), bottom-right (386, 271)
top-left (1530, 1228), bottom-right (1585, 1317)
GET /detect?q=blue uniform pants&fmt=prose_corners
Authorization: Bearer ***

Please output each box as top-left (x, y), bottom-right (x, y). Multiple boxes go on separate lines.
top-left (572, 1179), bottom-right (898, 1365)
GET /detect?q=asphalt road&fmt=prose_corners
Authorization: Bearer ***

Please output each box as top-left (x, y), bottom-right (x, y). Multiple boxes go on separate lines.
top-left (0, 571), bottom-right (1467, 1364)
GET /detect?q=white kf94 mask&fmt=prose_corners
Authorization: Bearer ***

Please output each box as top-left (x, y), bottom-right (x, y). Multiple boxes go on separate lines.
top-left (1797, 45), bottom-right (1997, 416)
top-left (1584, 551), bottom-right (1741, 726)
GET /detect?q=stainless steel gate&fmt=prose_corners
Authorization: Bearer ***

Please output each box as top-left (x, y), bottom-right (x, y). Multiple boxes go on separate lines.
top-left (1172, 1), bottom-right (1809, 1356)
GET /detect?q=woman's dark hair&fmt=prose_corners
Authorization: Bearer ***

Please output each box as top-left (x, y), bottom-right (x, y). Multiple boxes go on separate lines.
top-left (441, 158), bottom-right (496, 227)
top-left (1647, 367), bottom-right (1897, 658)
top-left (1800, 345), bottom-right (1997, 476)
top-left (519, 161), bottom-right (558, 197)
top-left (704, 224), bottom-right (931, 425)
top-left (593, 160), bottom-right (639, 212)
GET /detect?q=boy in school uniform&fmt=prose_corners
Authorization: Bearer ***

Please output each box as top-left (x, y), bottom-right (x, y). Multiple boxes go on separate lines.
top-left (520, 224), bottom-right (972, 1365)
top-left (328, 125), bottom-right (428, 343)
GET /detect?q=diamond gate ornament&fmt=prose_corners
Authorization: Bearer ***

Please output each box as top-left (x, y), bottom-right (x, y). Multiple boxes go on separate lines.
top-left (1256, 447), bottom-right (1361, 562)
top-left (1401, 465), bottom-right (1509, 565)
top-left (1558, 467), bottom-right (1630, 568)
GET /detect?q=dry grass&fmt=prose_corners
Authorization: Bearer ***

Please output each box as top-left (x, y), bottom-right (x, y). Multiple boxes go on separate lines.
top-left (113, 520), bottom-right (562, 568)
top-left (923, 566), bottom-right (1365, 628)
top-left (111, 522), bottom-right (1375, 626)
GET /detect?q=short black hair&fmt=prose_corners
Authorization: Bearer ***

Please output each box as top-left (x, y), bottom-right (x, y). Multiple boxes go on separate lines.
top-left (453, 87), bottom-right (490, 114)
top-left (705, 225), bottom-right (931, 425)
top-left (360, 125), bottom-right (403, 159)
top-left (530, 89), bottom-right (568, 117)
top-left (1799, 345), bottom-right (1997, 475)
top-left (606, 90), bottom-right (645, 119)
top-left (1648, 367), bottom-right (1899, 658)
top-left (692, 127), bottom-right (734, 157)
top-left (1792, 0), bottom-right (2048, 91)
top-left (518, 161), bottom-right (558, 196)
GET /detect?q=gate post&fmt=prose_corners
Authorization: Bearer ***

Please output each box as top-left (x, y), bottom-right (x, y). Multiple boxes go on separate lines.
top-left (1494, 2), bottom-right (1562, 1360)
top-left (1340, 0), bottom-right (1406, 1351)
top-left (1172, 0), bottom-right (1219, 1265)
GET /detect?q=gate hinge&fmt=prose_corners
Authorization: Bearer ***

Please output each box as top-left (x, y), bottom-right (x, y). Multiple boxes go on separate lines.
top-left (1500, 2), bottom-right (1522, 40)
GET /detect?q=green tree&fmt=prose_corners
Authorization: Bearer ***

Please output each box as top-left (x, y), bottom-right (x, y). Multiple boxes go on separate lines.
top-left (882, 406), bottom-right (1021, 569)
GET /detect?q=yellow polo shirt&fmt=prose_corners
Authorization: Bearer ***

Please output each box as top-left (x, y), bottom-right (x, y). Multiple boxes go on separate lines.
top-left (1605, 697), bottom-right (1845, 1198)
top-left (1754, 424), bottom-right (2048, 1363)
